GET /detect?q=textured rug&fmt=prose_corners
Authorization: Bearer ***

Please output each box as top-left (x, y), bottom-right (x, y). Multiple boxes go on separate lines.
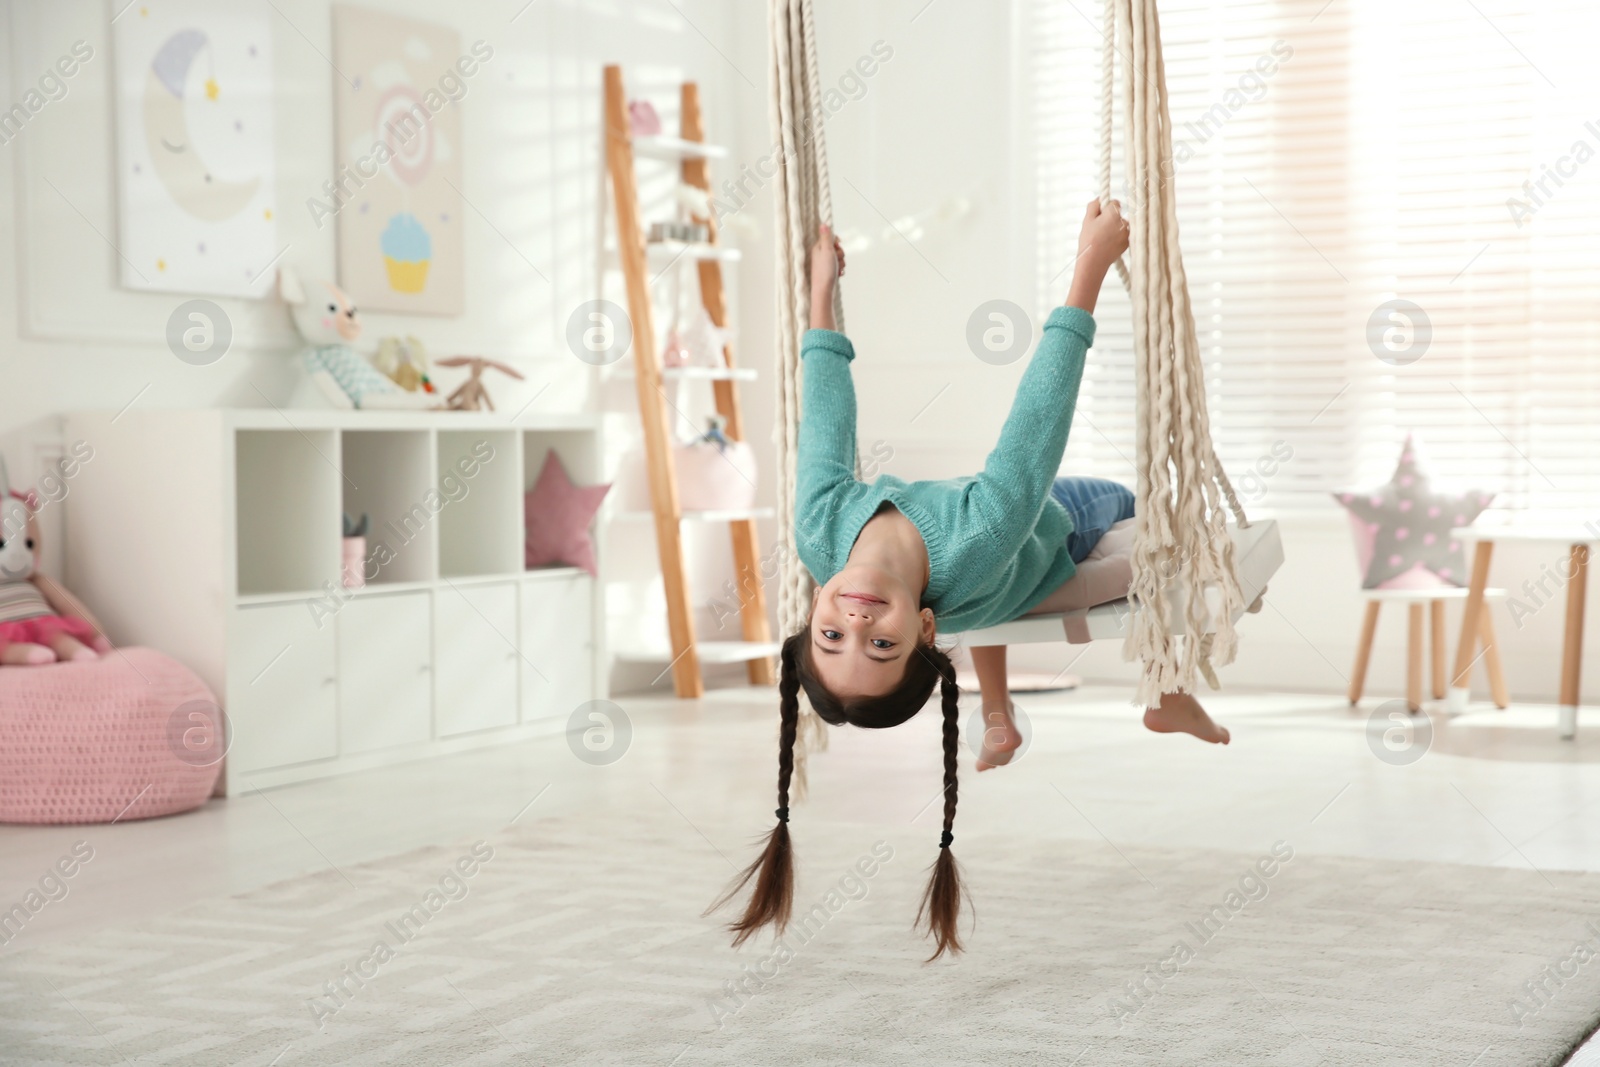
top-left (3, 814), bottom-right (1600, 1066)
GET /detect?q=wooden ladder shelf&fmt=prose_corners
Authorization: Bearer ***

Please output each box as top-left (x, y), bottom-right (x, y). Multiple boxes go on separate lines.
top-left (602, 65), bottom-right (775, 698)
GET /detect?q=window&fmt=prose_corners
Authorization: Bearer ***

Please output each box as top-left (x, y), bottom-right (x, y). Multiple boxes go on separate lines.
top-left (1031, 0), bottom-right (1600, 513)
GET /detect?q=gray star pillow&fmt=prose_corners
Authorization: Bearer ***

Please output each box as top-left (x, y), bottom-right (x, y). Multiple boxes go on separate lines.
top-left (1333, 436), bottom-right (1495, 589)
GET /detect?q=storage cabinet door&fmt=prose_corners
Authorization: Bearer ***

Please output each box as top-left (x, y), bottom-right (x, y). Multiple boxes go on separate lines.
top-left (434, 582), bottom-right (520, 737)
top-left (521, 573), bottom-right (594, 722)
top-left (228, 603), bottom-right (338, 773)
top-left (338, 591), bottom-right (432, 755)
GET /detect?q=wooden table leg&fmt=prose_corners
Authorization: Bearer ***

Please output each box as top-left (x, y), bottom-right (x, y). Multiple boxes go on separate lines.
top-left (1349, 601), bottom-right (1381, 705)
top-left (1560, 543), bottom-right (1589, 739)
top-left (1477, 607), bottom-right (1509, 710)
top-left (1430, 599), bottom-right (1446, 700)
top-left (1449, 540), bottom-right (1494, 713)
top-left (1407, 603), bottom-right (1424, 714)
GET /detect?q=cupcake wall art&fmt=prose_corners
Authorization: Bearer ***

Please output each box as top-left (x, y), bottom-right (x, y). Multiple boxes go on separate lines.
top-left (331, 7), bottom-right (465, 315)
top-left (112, 0), bottom-right (278, 298)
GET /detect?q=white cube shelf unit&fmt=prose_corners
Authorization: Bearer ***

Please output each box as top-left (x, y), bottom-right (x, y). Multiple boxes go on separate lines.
top-left (65, 409), bottom-right (605, 793)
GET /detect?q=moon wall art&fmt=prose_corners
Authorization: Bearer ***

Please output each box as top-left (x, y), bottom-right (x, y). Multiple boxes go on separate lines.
top-left (113, 0), bottom-right (278, 298)
top-left (331, 7), bottom-right (466, 316)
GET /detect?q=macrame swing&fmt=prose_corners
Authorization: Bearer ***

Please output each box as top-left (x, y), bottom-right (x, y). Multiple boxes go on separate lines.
top-left (769, 0), bottom-right (1280, 724)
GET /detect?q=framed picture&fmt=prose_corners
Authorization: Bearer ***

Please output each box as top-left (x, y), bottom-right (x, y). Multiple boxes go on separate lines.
top-left (112, 0), bottom-right (278, 298)
top-left (330, 6), bottom-right (467, 316)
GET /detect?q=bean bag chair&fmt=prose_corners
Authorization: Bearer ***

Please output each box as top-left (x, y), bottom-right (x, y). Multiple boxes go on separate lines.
top-left (0, 648), bottom-right (222, 824)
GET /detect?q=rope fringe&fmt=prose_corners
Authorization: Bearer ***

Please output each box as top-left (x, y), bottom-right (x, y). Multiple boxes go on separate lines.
top-left (1097, 0), bottom-right (1249, 706)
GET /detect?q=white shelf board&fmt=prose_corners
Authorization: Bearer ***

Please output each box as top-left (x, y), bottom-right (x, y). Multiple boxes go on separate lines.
top-left (632, 135), bottom-right (728, 160)
top-left (235, 588), bottom-right (329, 607)
top-left (605, 243), bottom-right (741, 271)
top-left (1357, 586), bottom-right (1508, 602)
top-left (614, 640), bottom-right (781, 665)
top-left (649, 241), bottom-right (740, 263)
top-left (212, 409), bottom-right (601, 432)
top-left (613, 506), bottom-right (775, 523)
top-left (235, 574), bottom-right (559, 605)
top-left (523, 565), bottom-right (589, 581)
top-left (438, 571), bottom-right (533, 588)
top-left (664, 364), bottom-right (756, 381)
top-left (1453, 523), bottom-right (1600, 545)
top-left (339, 579), bottom-right (438, 598)
top-left (616, 365), bottom-right (757, 382)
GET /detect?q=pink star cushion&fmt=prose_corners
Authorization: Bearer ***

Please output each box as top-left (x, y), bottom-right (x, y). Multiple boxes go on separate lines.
top-left (524, 453), bottom-right (610, 575)
top-left (1333, 435), bottom-right (1494, 589)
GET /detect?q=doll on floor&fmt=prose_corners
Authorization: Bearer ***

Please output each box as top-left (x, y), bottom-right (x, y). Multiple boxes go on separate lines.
top-left (0, 458), bottom-right (110, 665)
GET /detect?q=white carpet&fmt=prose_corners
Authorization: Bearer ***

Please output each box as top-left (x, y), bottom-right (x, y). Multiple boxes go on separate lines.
top-left (3, 813), bottom-right (1600, 1066)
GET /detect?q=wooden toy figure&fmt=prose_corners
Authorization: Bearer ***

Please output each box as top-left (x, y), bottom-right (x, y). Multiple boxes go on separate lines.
top-left (436, 357), bottom-right (525, 413)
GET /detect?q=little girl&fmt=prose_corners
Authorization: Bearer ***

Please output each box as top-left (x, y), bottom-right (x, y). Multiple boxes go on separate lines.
top-left (710, 201), bottom-right (1228, 960)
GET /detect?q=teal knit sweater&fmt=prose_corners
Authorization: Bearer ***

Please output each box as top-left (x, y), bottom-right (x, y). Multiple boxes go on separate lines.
top-left (796, 305), bottom-right (1095, 633)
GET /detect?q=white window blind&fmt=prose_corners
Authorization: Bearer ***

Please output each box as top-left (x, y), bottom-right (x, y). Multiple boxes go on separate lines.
top-left (1031, 0), bottom-right (1600, 513)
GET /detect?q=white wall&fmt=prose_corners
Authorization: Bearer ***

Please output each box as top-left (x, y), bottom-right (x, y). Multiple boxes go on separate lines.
top-left (3, 0), bottom-right (575, 427)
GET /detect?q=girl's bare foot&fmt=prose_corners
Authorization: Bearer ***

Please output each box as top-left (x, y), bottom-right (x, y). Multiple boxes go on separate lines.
top-left (1143, 692), bottom-right (1230, 745)
top-left (976, 702), bottom-right (1024, 771)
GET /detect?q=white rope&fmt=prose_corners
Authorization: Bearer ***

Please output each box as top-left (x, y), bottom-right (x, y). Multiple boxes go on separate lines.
top-left (769, 0), bottom-right (835, 788)
top-left (1097, 0), bottom-right (1251, 707)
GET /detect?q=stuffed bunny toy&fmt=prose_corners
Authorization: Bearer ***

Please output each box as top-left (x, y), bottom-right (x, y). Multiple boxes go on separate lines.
top-left (0, 457), bottom-right (110, 666)
top-left (278, 268), bottom-right (433, 410)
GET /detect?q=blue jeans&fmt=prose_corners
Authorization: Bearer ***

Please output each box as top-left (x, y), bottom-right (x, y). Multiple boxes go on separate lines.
top-left (1050, 476), bottom-right (1136, 563)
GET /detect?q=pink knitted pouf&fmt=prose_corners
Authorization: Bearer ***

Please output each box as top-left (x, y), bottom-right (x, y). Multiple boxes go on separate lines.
top-left (0, 648), bottom-right (222, 824)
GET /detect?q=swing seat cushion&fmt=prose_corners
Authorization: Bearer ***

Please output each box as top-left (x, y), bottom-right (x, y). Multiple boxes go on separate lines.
top-left (1031, 519), bottom-right (1137, 615)
top-left (0, 648), bottom-right (221, 824)
top-left (956, 519), bottom-right (1283, 647)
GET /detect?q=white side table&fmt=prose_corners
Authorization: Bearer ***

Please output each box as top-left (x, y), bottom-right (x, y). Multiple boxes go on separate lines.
top-left (1448, 525), bottom-right (1596, 738)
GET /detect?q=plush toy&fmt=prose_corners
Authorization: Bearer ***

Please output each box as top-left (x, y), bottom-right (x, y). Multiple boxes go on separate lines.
top-left (375, 335), bottom-right (437, 395)
top-left (673, 416), bottom-right (757, 512)
top-left (435, 356), bottom-right (525, 412)
top-left (628, 99), bottom-right (662, 136)
top-left (1334, 434), bottom-right (1495, 588)
top-left (661, 328), bottom-right (690, 368)
top-left (679, 305), bottom-right (731, 368)
top-left (0, 457), bottom-right (111, 666)
top-left (278, 268), bottom-right (432, 410)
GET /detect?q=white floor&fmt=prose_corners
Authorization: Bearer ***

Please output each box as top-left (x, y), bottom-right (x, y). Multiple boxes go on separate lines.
top-left (4, 683), bottom-right (1600, 1062)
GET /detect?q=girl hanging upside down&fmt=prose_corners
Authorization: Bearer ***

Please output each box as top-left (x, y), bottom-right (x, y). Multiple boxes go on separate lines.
top-left (709, 201), bottom-right (1229, 960)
